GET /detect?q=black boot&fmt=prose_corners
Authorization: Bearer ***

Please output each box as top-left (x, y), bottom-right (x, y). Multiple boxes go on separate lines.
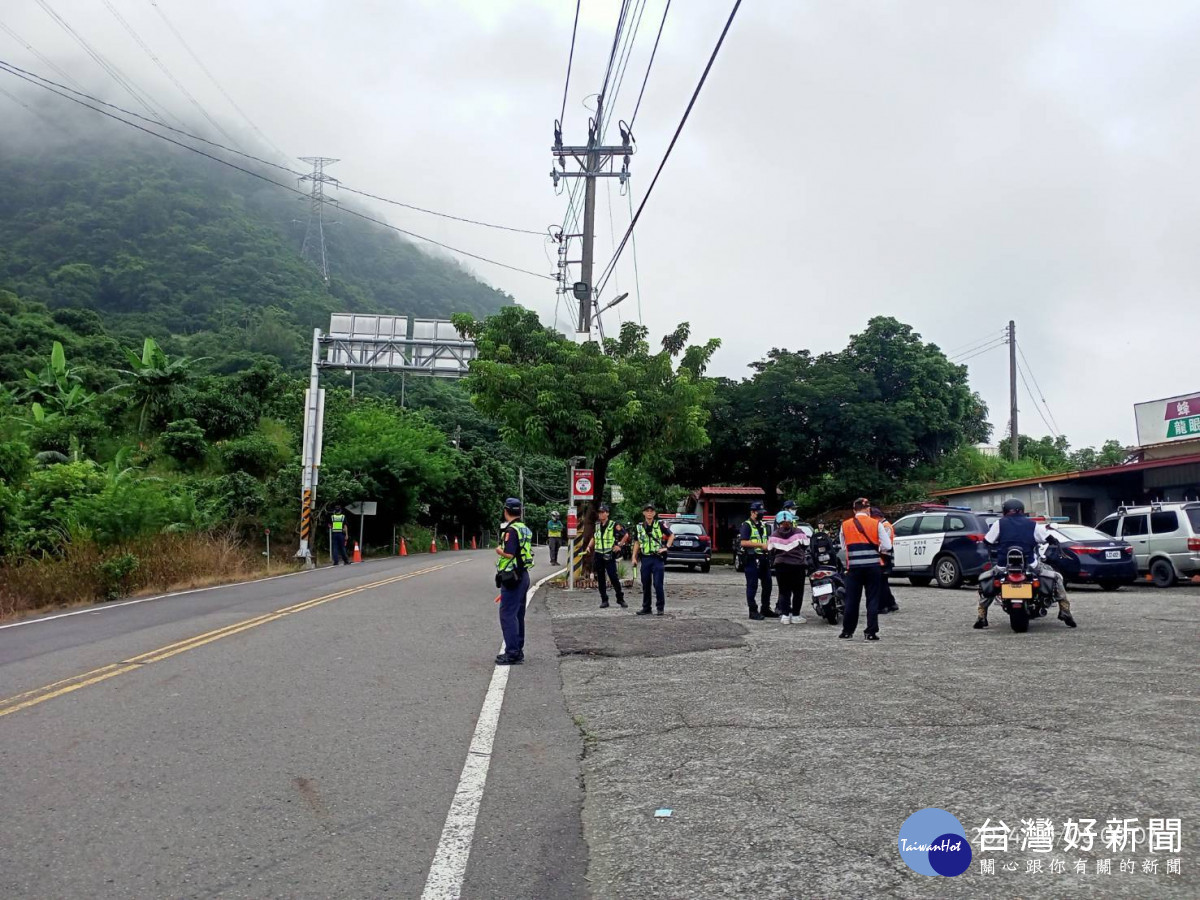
top-left (973, 616), bottom-right (988, 629)
top-left (760, 607), bottom-right (780, 618)
top-left (617, 597), bottom-right (628, 608)
top-left (636, 608), bottom-right (653, 616)
top-left (1059, 611), bottom-right (1077, 628)
top-left (748, 609), bottom-right (764, 620)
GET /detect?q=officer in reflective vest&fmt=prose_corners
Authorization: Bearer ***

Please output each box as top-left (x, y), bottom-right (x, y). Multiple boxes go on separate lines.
top-left (839, 498), bottom-right (892, 641)
top-left (586, 504), bottom-right (628, 609)
top-left (633, 502), bottom-right (673, 616)
top-left (740, 501), bottom-right (777, 620)
top-left (547, 511), bottom-right (564, 566)
top-left (330, 506), bottom-right (351, 566)
top-left (495, 497), bottom-right (534, 665)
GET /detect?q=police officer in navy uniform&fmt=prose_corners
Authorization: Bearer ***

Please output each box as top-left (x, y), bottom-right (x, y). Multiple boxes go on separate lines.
top-left (586, 503), bottom-right (628, 609)
top-left (975, 499), bottom-right (1075, 629)
top-left (740, 501), bottom-right (777, 620)
top-left (330, 506), bottom-right (351, 566)
top-left (633, 502), bottom-right (674, 616)
top-left (495, 497), bottom-right (534, 665)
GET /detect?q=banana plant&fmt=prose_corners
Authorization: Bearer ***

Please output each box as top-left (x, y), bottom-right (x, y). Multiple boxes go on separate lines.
top-left (114, 337), bottom-right (208, 435)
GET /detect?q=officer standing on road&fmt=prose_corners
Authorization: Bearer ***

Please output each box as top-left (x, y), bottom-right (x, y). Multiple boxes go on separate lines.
top-left (633, 502), bottom-right (673, 616)
top-left (495, 497), bottom-right (534, 665)
top-left (330, 505), bottom-right (351, 566)
top-left (975, 499), bottom-right (1076, 629)
top-left (740, 501), bottom-right (777, 620)
top-left (547, 511), bottom-right (564, 566)
top-left (586, 504), bottom-right (629, 609)
top-left (839, 498), bottom-right (892, 641)
top-left (872, 507), bottom-right (900, 614)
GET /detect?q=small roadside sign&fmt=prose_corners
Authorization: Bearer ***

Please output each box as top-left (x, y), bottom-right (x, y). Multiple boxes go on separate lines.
top-left (573, 470), bottom-right (594, 500)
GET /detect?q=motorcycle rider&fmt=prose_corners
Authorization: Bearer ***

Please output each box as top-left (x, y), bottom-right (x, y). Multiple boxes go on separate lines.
top-left (975, 499), bottom-right (1076, 629)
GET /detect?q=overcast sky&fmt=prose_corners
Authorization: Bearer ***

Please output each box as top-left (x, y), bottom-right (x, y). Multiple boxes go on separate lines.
top-left (3, 0), bottom-right (1200, 448)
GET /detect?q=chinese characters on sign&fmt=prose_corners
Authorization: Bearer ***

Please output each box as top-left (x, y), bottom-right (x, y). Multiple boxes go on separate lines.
top-left (970, 818), bottom-right (1182, 877)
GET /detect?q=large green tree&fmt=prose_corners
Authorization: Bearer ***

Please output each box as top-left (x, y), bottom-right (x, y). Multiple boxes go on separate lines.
top-left (455, 307), bottom-right (720, 547)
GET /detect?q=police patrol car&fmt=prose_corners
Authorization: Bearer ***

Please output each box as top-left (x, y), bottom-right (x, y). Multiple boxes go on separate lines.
top-left (887, 505), bottom-right (999, 588)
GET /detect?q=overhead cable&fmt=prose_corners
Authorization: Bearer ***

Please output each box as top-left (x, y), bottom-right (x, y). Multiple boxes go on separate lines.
top-left (596, 0), bottom-right (745, 297)
top-left (0, 61), bottom-right (554, 282)
top-left (629, 0), bottom-right (672, 130)
top-left (0, 61), bottom-right (545, 236)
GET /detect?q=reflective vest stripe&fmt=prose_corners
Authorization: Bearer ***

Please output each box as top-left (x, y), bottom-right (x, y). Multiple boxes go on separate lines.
top-left (331, 514), bottom-right (345, 533)
top-left (636, 521), bottom-right (665, 552)
top-left (744, 520), bottom-right (768, 554)
top-left (595, 521), bottom-right (618, 552)
top-left (841, 516), bottom-right (883, 569)
top-left (497, 522), bottom-right (535, 572)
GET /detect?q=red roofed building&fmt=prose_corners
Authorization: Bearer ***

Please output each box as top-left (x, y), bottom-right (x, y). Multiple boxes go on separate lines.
top-left (684, 486), bottom-right (771, 552)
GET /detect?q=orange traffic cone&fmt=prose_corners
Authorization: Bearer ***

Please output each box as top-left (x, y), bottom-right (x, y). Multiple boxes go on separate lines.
top-left (352, 541), bottom-right (362, 563)
top-left (471, 535), bottom-right (477, 550)
top-left (453, 536), bottom-right (460, 551)
top-left (399, 537), bottom-right (408, 556)
top-left (431, 538), bottom-right (438, 553)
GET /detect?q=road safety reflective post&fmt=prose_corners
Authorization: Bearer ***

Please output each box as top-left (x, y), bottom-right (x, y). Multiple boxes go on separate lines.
top-left (567, 464), bottom-right (576, 591)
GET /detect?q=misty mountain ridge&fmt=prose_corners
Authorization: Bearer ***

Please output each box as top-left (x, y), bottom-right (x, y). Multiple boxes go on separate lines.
top-left (0, 101), bottom-right (513, 370)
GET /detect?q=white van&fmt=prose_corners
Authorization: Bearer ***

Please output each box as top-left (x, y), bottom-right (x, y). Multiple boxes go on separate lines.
top-left (1095, 502), bottom-right (1200, 587)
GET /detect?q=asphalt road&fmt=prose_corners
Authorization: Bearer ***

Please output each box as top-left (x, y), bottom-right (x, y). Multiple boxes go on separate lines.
top-left (0, 552), bottom-right (587, 899)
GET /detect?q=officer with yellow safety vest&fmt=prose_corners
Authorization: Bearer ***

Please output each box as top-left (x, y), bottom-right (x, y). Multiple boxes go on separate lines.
top-left (494, 497), bottom-right (534, 665)
top-left (740, 501), bottom-right (776, 620)
top-left (839, 498), bottom-right (892, 641)
top-left (586, 504), bottom-right (629, 609)
top-left (330, 506), bottom-right (351, 566)
top-left (547, 511), bottom-right (564, 566)
top-left (632, 502), bottom-right (674, 616)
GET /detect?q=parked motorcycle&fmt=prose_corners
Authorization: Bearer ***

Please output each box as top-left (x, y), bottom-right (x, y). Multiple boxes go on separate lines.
top-left (808, 566), bottom-right (845, 625)
top-left (987, 548), bottom-right (1055, 633)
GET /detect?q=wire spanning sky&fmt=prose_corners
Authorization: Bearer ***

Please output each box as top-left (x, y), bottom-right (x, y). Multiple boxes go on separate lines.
top-left (3, 0), bottom-right (1200, 448)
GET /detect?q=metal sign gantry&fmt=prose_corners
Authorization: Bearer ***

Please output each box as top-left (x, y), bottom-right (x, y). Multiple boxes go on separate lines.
top-left (296, 314), bottom-right (477, 565)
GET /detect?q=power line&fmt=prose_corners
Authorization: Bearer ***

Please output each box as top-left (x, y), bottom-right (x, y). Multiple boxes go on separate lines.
top-left (598, 0), bottom-right (634, 105)
top-left (951, 340), bottom-right (1007, 365)
top-left (0, 61), bottom-right (555, 283)
top-left (146, 0), bottom-right (289, 160)
top-left (1016, 340), bottom-right (1062, 436)
top-left (627, 187), bottom-right (644, 324)
top-left (629, 0), bottom-right (672, 131)
top-left (1016, 356), bottom-right (1057, 437)
top-left (944, 329), bottom-right (1008, 357)
top-left (949, 338), bottom-right (1007, 362)
top-left (33, 0), bottom-right (169, 124)
top-left (101, 0), bottom-right (238, 144)
top-left (558, 0), bottom-right (581, 129)
top-left (600, 0), bottom-right (650, 138)
top-left (0, 61), bottom-right (545, 237)
top-left (596, 0), bottom-right (745, 297)
top-left (0, 18), bottom-right (85, 91)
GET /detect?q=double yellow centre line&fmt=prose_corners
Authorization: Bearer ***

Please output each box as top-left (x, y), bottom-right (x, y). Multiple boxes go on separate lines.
top-left (0, 562), bottom-right (461, 719)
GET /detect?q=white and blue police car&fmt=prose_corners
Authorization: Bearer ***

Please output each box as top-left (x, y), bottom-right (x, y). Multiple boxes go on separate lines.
top-left (887, 505), bottom-right (999, 589)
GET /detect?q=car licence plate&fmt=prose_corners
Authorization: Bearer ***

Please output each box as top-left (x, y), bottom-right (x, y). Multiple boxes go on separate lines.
top-left (1106, 550), bottom-right (1121, 560)
top-left (1001, 583), bottom-right (1033, 600)
top-left (813, 583), bottom-right (833, 597)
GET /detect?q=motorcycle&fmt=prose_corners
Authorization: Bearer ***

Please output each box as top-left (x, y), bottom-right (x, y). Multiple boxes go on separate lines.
top-left (987, 548), bottom-right (1055, 633)
top-left (808, 566), bottom-right (845, 625)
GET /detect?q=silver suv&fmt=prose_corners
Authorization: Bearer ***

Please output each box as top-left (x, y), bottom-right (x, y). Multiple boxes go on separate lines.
top-left (1096, 502), bottom-right (1200, 587)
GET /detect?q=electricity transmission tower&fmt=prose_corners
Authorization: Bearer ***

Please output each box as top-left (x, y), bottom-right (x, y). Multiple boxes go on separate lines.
top-left (298, 157), bottom-right (340, 282)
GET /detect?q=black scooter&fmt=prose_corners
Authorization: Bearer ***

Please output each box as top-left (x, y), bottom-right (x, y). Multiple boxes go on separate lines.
top-left (808, 566), bottom-right (845, 625)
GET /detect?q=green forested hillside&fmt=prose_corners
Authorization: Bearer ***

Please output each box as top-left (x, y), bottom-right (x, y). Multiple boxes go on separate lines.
top-left (0, 126), bottom-right (513, 371)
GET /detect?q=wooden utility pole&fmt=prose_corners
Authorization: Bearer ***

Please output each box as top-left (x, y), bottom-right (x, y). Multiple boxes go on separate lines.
top-left (1008, 320), bottom-right (1019, 461)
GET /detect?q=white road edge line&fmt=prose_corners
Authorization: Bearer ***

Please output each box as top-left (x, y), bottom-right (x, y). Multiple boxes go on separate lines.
top-left (420, 567), bottom-right (565, 900)
top-left (0, 554), bottom-right (478, 631)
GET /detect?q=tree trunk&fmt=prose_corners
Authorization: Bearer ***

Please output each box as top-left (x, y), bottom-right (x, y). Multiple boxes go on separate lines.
top-left (571, 453), bottom-right (610, 583)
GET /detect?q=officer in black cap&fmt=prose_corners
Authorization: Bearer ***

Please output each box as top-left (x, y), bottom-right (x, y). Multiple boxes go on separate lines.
top-left (632, 502), bottom-right (673, 615)
top-left (586, 503), bottom-right (628, 608)
top-left (494, 497), bottom-right (533, 665)
top-left (739, 501), bottom-right (776, 620)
